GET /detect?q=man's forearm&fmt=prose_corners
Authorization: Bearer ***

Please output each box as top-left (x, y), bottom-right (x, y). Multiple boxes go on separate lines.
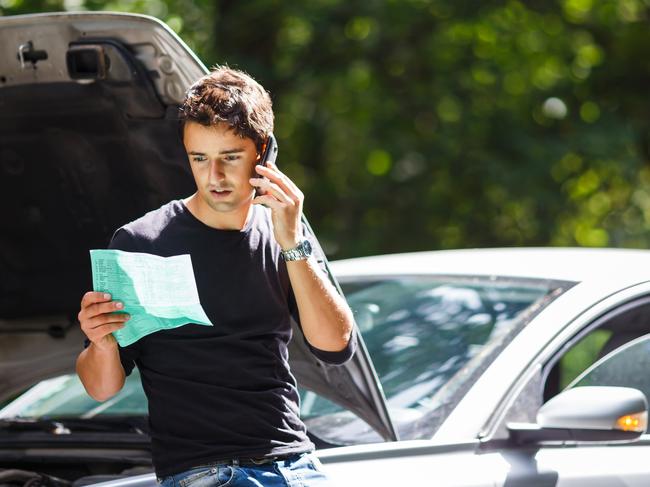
top-left (286, 258), bottom-right (354, 351)
top-left (76, 343), bottom-right (126, 402)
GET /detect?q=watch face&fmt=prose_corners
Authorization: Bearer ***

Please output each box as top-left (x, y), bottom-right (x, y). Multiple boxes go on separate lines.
top-left (302, 239), bottom-right (312, 255)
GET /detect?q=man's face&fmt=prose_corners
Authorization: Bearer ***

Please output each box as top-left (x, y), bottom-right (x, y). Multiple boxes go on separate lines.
top-left (183, 121), bottom-right (260, 216)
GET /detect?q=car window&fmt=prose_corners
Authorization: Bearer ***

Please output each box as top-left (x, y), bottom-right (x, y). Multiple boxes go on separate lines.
top-left (567, 333), bottom-right (650, 405)
top-left (557, 329), bottom-right (612, 389)
top-left (542, 299), bottom-right (650, 403)
top-left (302, 276), bottom-right (563, 444)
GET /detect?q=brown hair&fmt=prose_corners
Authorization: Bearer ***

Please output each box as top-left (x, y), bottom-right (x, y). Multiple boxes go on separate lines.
top-left (179, 66), bottom-right (273, 152)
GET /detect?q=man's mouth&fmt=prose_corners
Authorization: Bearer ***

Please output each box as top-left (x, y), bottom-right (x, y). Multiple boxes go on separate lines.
top-left (210, 189), bottom-right (232, 198)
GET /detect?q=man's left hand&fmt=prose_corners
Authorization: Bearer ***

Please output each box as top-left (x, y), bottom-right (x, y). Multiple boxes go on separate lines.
top-left (250, 160), bottom-right (304, 250)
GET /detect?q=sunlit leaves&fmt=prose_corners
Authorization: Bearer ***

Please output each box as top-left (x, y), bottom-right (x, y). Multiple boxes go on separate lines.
top-left (562, 0), bottom-right (594, 23)
top-left (344, 16), bottom-right (376, 41)
top-left (366, 150), bottom-right (391, 176)
top-left (580, 101), bottom-right (600, 122)
top-left (436, 96), bottom-right (462, 123)
top-left (4, 0), bottom-right (650, 256)
top-left (279, 16), bottom-right (313, 48)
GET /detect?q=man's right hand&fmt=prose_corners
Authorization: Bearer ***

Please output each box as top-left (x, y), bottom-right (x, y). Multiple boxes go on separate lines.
top-left (78, 292), bottom-right (130, 351)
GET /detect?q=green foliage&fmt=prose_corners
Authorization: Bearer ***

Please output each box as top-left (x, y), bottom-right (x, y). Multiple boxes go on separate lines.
top-left (3, 0), bottom-right (650, 258)
top-left (559, 329), bottom-right (612, 389)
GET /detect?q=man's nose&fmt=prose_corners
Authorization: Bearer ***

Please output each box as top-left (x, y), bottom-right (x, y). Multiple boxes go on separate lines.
top-left (208, 159), bottom-right (226, 182)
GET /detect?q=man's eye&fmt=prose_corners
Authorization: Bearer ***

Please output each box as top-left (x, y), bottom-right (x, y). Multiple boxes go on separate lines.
top-left (192, 156), bottom-right (207, 163)
top-left (224, 155), bottom-right (241, 162)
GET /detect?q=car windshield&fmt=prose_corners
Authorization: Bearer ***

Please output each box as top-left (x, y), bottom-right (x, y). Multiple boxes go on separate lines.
top-left (301, 275), bottom-right (564, 443)
top-left (0, 275), bottom-right (565, 444)
top-left (0, 369), bottom-right (147, 419)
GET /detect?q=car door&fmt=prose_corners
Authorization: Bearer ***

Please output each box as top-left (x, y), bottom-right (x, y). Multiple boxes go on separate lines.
top-left (482, 285), bottom-right (650, 486)
top-left (507, 335), bottom-right (650, 487)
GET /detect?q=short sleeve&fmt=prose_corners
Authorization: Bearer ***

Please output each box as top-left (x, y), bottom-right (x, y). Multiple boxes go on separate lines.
top-left (107, 227), bottom-right (141, 252)
top-left (81, 226), bottom-right (141, 376)
top-left (307, 326), bottom-right (357, 364)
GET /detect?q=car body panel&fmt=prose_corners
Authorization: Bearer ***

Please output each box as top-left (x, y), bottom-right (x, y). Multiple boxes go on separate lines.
top-left (83, 438), bottom-right (650, 487)
top-left (330, 247), bottom-right (650, 284)
top-left (0, 11), bottom-right (203, 104)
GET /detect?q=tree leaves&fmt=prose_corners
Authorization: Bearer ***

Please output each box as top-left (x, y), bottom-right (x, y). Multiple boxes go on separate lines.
top-left (4, 0), bottom-right (650, 257)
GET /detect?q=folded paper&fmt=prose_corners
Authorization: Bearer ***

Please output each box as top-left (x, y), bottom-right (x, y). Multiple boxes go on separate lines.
top-left (90, 249), bottom-right (213, 347)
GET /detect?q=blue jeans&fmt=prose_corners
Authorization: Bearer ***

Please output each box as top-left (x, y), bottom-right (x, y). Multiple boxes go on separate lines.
top-left (156, 453), bottom-right (333, 487)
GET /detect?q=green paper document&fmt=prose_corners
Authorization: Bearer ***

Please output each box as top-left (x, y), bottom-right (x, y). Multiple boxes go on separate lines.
top-left (90, 249), bottom-right (213, 347)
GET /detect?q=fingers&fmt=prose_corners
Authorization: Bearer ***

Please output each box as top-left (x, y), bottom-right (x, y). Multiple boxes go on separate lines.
top-left (252, 194), bottom-right (284, 210)
top-left (78, 298), bottom-right (125, 322)
top-left (100, 321), bottom-right (128, 334)
top-left (250, 178), bottom-right (293, 205)
top-left (86, 312), bottom-right (130, 330)
top-left (78, 291), bottom-right (131, 344)
top-left (254, 165), bottom-right (304, 204)
top-left (255, 163), bottom-right (290, 191)
top-left (80, 291), bottom-right (112, 309)
top-left (85, 321), bottom-right (128, 344)
top-left (266, 160), bottom-right (303, 195)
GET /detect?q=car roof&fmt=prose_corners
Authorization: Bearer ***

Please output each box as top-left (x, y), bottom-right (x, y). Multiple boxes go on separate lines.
top-left (329, 247), bottom-right (650, 284)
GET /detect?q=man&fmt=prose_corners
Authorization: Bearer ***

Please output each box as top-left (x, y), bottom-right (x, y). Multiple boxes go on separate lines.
top-left (75, 66), bottom-right (356, 486)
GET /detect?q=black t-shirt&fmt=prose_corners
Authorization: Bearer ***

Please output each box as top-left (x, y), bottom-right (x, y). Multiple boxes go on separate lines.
top-left (83, 199), bottom-right (356, 477)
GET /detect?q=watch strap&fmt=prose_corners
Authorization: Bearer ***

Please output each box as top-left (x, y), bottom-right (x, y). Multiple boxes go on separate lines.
top-left (281, 238), bottom-right (312, 261)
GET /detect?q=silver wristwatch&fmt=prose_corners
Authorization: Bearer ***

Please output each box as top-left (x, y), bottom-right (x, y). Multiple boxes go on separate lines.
top-left (281, 238), bottom-right (313, 261)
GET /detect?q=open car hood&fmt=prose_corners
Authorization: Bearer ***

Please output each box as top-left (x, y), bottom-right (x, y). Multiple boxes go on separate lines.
top-left (0, 12), bottom-right (397, 442)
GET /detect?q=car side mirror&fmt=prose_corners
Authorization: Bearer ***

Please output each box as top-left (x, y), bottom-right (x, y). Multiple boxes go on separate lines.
top-left (507, 386), bottom-right (648, 444)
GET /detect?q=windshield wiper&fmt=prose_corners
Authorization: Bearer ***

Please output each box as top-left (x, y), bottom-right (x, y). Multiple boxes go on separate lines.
top-left (0, 417), bottom-right (148, 434)
top-left (0, 418), bottom-right (71, 434)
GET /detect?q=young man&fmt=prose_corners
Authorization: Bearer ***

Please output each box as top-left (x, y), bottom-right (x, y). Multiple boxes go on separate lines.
top-left (75, 66), bottom-right (356, 486)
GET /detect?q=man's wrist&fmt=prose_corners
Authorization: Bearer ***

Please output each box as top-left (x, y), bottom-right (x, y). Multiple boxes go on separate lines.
top-left (90, 339), bottom-right (119, 354)
top-left (281, 237), bottom-right (312, 261)
top-left (280, 240), bottom-right (301, 252)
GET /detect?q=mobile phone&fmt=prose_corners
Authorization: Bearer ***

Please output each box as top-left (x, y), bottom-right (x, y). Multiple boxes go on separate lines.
top-left (255, 134), bottom-right (278, 197)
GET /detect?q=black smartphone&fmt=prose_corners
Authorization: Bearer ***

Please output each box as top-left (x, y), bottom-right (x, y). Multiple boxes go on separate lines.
top-left (255, 133), bottom-right (278, 197)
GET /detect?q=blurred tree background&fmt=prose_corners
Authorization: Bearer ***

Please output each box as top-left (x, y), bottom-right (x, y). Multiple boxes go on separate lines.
top-left (3, 0), bottom-right (650, 259)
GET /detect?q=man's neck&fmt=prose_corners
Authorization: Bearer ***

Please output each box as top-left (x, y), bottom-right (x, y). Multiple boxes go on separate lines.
top-left (183, 193), bottom-right (254, 230)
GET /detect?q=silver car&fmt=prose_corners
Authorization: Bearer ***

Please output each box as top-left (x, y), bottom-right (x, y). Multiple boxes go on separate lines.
top-left (321, 248), bottom-right (650, 486)
top-left (1, 11), bottom-right (648, 487)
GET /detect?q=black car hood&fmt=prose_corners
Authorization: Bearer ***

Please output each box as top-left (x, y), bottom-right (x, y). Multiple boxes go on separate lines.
top-left (0, 12), bottom-right (397, 442)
